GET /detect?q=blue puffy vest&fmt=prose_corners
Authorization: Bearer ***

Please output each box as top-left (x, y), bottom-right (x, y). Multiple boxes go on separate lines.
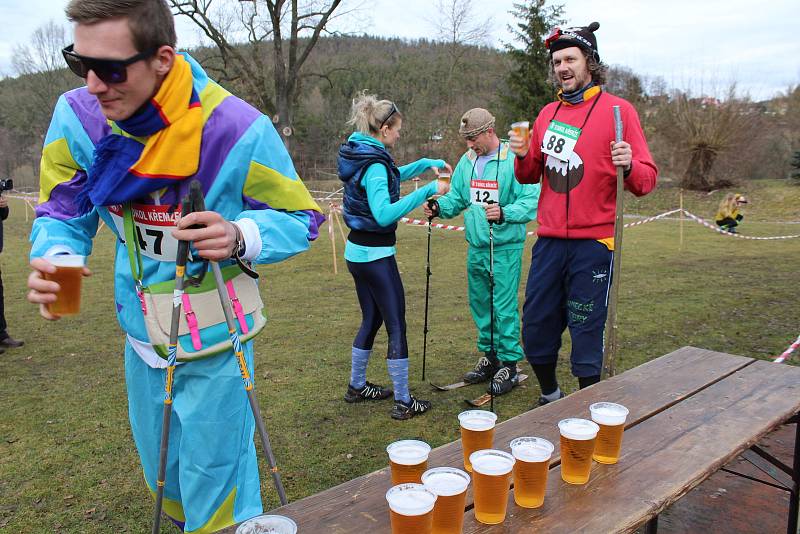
top-left (337, 139), bottom-right (400, 234)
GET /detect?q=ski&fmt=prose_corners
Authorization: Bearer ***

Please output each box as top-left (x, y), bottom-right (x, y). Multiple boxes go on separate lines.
top-left (464, 374), bottom-right (528, 407)
top-left (430, 380), bottom-right (469, 391)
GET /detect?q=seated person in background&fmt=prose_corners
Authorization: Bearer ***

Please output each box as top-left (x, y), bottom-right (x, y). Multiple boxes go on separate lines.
top-left (715, 193), bottom-right (748, 233)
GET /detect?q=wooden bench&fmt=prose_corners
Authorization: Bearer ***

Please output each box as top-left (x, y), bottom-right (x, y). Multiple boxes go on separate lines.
top-left (222, 347), bottom-right (800, 533)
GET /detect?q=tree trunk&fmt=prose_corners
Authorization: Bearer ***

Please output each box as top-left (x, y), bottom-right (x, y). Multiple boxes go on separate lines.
top-left (681, 146), bottom-right (716, 191)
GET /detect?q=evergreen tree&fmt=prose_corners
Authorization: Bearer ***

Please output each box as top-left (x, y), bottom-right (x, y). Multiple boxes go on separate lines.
top-left (791, 150), bottom-right (800, 184)
top-left (503, 1), bottom-right (565, 121)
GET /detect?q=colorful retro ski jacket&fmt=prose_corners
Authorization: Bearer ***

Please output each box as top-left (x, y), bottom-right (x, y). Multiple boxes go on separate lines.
top-left (31, 53), bottom-right (323, 360)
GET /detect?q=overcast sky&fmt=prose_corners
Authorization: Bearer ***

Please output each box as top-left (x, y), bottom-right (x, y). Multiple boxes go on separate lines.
top-left (0, 0), bottom-right (797, 101)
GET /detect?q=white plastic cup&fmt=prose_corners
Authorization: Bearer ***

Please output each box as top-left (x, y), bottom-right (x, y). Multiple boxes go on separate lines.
top-left (387, 440), bottom-right (432, 484)
top-left (458, 410), bottom-right (498, 472)
top-left (469, 449), bottom-right (515, 525)
top-left (558, 418), bottom-right (600, 484)
top-left (589, 402), bottom-right (630, 464)
top-left (386, 483), bottom-right (438, 534)
top-left (43, 254), bottom-right (86, 316)
top-left (235, 514), bottom-right (297, 534)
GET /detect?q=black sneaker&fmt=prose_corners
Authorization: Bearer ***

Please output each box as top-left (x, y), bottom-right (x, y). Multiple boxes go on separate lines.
top-left (344, 381), bottom-right (393, 403)
top-left (463, 354), bottom-right (500, 384)
top-left (537, 391), bottom-right (566, 407)
top-left (391, 396), bottom-right (432, 420)
top-left (0, 336), bottom-right (23, 349)
top-left (488, 365), bottom-right (519, 395)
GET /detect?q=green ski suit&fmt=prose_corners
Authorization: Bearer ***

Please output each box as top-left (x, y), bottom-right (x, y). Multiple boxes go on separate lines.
top-left (435, 141), bottom-right (540, 363)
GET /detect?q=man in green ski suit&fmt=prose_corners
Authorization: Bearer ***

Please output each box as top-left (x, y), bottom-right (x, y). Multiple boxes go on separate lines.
top-left (424, 108), bottom-right (540, 395)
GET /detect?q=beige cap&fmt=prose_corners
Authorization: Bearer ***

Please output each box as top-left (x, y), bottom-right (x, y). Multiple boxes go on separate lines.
top-left (459, 108), bottom-right (495, 138)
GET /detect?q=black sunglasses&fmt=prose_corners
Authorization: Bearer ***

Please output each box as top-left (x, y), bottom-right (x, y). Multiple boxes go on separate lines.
top-left (62, 44), bottom-right (156, 84)
top-left (379, 103), bottom-right (399, 129)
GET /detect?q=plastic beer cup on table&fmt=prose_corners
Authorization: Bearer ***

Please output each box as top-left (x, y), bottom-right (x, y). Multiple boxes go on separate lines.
top-left (386, 483), bottom-right (438, 534)
top-left (509, 437), bottom-right (554, 508)
top-left (469, 449), bottom-right (515, 525)
top-left (422, 467), bottom-right (470, 534)
top-left (387, 439), bottom-right (432, 484)
top-left (43, 254), bottom-right (85, 316)
top-left (458, 410), bottom-right (497, 472)
top-left (235, 514), bottom-right (297, 534)
top-left (589, 402), bottom-right (629, 464)
top-left (511, 121), bottom-right (530, 145)
top-left (558, 418), bottom-right (600, 485)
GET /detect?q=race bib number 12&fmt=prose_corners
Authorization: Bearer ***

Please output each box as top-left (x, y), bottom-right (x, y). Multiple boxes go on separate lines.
top-left (470, 180), bottom-right (499, 205)
top-left (541, 120), bottom-right (581, 162)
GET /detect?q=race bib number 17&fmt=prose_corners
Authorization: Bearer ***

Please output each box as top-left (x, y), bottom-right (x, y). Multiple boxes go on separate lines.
top-left (541, 120), bottom-right (581, 162)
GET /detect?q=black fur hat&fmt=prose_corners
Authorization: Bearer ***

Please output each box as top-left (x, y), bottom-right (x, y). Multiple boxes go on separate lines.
top-left (546, 22), bottom-right (601, 62)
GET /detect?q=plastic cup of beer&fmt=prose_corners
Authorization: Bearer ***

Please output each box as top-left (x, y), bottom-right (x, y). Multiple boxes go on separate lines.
top-left (387, 440), bottom-right (432, 485)
top-left (510, 437), bottom-right (554, 508)
top-left (589, 402), bottom-right (629, 464)
top-left (235, 514), bottom-right (297, 534)
top-left (422, 467), bottom-right (470, 534)
top-left (458, 410), bottom-right (497, 472)
top-left (469, 449), bottom-right (515, 525)
top-left (437, 170), bottom-right (451, 182)
top-left (43, 254), bottom-right (85, 316)
top-left (386, 483), bottom-right (438, 534)
top-left (511, 121), bottom-right (530, 145)
top-left (558, 418), bottom-right (600, 485)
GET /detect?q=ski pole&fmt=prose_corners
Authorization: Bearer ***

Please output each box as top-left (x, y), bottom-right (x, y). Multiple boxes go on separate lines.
top-left (152, 195), bottom-right (193, 534)
top-left (422, 199), bottom-right (435, 381)
top-left (601, 106), bottom-right (625, 380)
top-left (487, 200), bottom-right (496, 414)
top-left (187, 181), bottom-right (289, 507)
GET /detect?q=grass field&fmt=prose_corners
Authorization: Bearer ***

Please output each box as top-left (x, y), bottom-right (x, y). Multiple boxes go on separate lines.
top-left (1, 180), bottom-right (799, 532)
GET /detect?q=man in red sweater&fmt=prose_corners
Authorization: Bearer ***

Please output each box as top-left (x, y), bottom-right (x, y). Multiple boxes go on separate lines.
top-left (509, 22), bottom-right (657, 405)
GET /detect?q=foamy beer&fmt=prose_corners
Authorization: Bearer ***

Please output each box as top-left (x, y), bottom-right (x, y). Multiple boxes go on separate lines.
top-left (43, 254), bottom-right (85, 316)
top-left (387, 440), bottom-right (432, 485)
top-left (386, 483), bottom-right (437, 534)
top-left (422, 467), bottom-right (470, 534)
top-left (469, 449), bottom-right (515, 525)
top-left (510, 437), bottom-right (554, 508)
top-left (511, 121), bottom-right (530, 145)
top-left (437, 170), bottom-right (451, 182)
top-left (458, 410), bottom-right (497, 472)
top-left (558, 418), bottom-right (600, 485)
top-left (589, 402), bottom-right (629, 464)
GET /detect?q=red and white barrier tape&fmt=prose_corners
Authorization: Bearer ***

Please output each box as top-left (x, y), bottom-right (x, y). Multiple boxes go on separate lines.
top-left (400, 208), bottom-right (683, 235)
top-left (681, 210), bottom-right (800, 240)
top-left (774, 334), bottom-right (800, 363)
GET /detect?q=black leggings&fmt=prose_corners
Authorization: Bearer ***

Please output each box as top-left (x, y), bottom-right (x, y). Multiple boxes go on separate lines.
top-left (347, 256), bottom-right (408, 360)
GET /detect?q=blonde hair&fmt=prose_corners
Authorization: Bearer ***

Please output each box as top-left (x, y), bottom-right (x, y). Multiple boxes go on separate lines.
top-left (347, 91), bottom-right (402, 135)
top-left (717, 193), bottom-right (738, 219)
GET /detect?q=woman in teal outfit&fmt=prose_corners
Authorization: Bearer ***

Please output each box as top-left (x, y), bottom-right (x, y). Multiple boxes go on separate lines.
top-left (338, 92), bottom-right (451, 419)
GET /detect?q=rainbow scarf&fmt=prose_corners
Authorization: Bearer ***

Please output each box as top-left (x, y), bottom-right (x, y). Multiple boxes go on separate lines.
top-left (77, 55), bottom-right (202, 214)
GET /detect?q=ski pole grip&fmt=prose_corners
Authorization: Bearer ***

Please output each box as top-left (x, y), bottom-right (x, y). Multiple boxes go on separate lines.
top-left (613, 105), bottom-right (623, 144)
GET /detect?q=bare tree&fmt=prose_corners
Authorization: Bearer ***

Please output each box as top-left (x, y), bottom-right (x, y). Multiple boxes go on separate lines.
top-left (654, 85), bottom-right (763, 191)
top-left (1, 21), bottom-right (77, 181)
top-left (169, 0), bottom-right (354, 152)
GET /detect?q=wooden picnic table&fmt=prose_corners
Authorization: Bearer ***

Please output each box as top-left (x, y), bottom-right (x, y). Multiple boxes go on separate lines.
top-left (222, 346), bottom-right (800, 533)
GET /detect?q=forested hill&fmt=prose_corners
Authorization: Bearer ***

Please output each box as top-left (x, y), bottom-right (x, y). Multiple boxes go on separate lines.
top-left (0, 34), bottom-right (797, 190)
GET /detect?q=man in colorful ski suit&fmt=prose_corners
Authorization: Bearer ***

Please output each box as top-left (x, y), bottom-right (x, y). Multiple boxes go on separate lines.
top-left (26, 1), bottom-right (323, 531)
top-left (424, 108), bottom-right (540, 395)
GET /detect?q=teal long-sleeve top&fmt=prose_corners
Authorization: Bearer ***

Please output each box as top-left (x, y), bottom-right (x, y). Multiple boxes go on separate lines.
top-left (344, 132), bottom-right (445, 262)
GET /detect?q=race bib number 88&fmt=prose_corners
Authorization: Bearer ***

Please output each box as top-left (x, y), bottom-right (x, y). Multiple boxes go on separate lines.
top-left (541, 120), bottom-right (581, 162)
